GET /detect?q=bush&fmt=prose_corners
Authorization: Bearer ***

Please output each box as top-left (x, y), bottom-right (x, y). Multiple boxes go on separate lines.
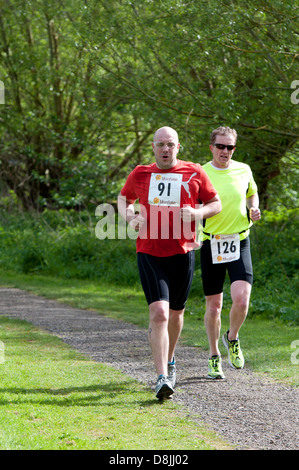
top-left (0, 208), bottom-right (297, 323)
top-left (250, 209), bottom-right (298, 280)
top-left (249, 209), bottom-right (298, 324)
top-left (0, 208), bottom-right (139, 286)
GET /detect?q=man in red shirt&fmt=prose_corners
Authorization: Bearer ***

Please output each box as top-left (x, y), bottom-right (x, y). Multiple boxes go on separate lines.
top-left (118, 126), bottom-right (221, 399)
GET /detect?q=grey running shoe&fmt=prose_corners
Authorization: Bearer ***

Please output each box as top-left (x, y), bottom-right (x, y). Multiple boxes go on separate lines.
top-left (155, 375), bottom-right (174, 400)
top-left (167, 359), bottom-right (176, 388)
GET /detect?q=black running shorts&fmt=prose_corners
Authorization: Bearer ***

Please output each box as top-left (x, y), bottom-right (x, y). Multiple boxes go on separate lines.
top-left (137, 251), bottom-right (195, 310)
top-left (200, 236), bottom-right (253, 296)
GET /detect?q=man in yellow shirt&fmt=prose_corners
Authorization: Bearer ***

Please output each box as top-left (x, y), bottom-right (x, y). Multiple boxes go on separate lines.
top-left (201, 126), bottom-right (261, 379)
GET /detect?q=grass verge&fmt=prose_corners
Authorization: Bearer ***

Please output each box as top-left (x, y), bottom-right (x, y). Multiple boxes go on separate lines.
top-left (0, 316), bottom-right (231, 450)
top-left (0, 270), bottom-right (298, 450)
top-left (0, 270), bottom-right (297, 387)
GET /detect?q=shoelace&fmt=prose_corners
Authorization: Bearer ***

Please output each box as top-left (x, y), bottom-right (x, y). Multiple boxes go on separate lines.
top-left (157, 374), bottom-right (167, 382)
top-left (231, 341), bottom-right (240, 357)
top-left (211, 357), bottom-right (220, 370)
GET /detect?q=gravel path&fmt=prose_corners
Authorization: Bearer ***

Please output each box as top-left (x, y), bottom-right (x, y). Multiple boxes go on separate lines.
top-left (0, 287), bottom-right (298, 450)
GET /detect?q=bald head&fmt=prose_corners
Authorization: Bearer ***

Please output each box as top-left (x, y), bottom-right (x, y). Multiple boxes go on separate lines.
top-left (152, 126), bottom-right (180, 169)
top-left (153, 126), bottom-right (179, 144)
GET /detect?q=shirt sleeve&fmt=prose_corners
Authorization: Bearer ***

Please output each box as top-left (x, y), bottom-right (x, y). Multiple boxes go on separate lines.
top-left (120, 168), bottom-right (138, 203)
top-left (246, 167), bottom-right (258, 198)
top-left (198, 165), bottom-right (218, 202)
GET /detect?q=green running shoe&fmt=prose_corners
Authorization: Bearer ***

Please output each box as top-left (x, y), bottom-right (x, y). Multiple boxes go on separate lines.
top-left (208, 355), bottom-right (225, 379)
top-left (222, 330), bottom-right (245, 369)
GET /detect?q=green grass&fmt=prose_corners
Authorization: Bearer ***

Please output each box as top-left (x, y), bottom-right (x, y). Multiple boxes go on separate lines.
top-left (182, 310), bottom-right (299, 385)
top-left (0, 270), bottom-right (298, 450)
top-left (0, 316), bottom-right (230, 450)
top-left (0, 208), bottom-right (297, 326)
top-left (0, 270), bottom-right (298, 387)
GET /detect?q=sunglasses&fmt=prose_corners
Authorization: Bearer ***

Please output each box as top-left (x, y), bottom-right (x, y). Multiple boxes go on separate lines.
top-left (214, 143), bottom-right (236, 151)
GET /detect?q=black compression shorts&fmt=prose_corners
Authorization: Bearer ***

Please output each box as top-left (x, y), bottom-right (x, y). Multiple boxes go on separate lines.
top-left (200, 236), bottom-right (253, 296)
top-left (137, 251), bottom-right (195, 310)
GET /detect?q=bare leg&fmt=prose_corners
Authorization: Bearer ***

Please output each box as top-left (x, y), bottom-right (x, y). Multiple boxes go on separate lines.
top-left (148, 300), bottom-right (170, 376)
top-left (168, 308), bottom-right (185, 362)
top-left (228, 281), bottom-right (251, 340)
top-left (204, 293), bottom-right (223, 356)
top-left (148, 301), bottom-right (185, 376)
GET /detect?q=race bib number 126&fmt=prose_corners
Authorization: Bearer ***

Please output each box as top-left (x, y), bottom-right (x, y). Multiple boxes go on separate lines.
top-left (210, 233), bottom-right (240, 264)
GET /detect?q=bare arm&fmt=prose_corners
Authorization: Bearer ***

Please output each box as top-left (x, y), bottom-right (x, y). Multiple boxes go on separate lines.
top-left (117, 193), bottom-right (146, 230)
top-left (247, 193), bottom-right (261, 221)
top-left (117, 193), bottom-right (136, 222)
top-left (180, 195), bottom-right (222, 222)
top-left (202, 195), bottom-right (222, 219)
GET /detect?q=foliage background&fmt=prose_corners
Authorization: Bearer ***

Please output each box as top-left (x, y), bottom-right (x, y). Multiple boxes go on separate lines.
top-left (0, 206), bottom-right (297, 324)
top-left (0, 0), bottom-right (298, 324)
top-left (0, 0), bottom-right (298, 210)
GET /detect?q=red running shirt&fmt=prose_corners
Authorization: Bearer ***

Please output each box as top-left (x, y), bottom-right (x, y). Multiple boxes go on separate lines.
top-left (120, 160), bottom-right (217, 256)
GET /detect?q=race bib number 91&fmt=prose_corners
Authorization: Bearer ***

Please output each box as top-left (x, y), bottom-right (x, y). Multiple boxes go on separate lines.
top-left (210, 233), bottom-right (240, 264)
top-left (148, 173), bottom-right (182, 206)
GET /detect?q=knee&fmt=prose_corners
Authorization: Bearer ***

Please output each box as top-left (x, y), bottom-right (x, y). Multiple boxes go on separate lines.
top-left (150, 303), bottom-right (168, 325)
top-left (233, 294), bottom-right (249, 312)
top-left (231, 281), bottom-right (251, 313)
top-left (205, 299), bottom-right (222, 319)
top-left (169, 309), bottom-right (184, 327)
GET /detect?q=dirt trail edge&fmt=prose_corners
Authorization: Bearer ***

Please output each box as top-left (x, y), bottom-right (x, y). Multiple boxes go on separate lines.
top-left (0, 287), bottom-right (298, 450)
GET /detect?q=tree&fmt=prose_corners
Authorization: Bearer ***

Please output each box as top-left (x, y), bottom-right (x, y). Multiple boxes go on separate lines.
top-left (0, 0), bottom-right (298, 209)
top-left (0, 0), bottom-right (154, 209)
top-left (75, 0), bottom-right (298, 207)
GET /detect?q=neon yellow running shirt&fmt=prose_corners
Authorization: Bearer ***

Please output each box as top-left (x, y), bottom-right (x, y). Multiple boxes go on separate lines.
top-left (202, 160), bottom-right (257, 241)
